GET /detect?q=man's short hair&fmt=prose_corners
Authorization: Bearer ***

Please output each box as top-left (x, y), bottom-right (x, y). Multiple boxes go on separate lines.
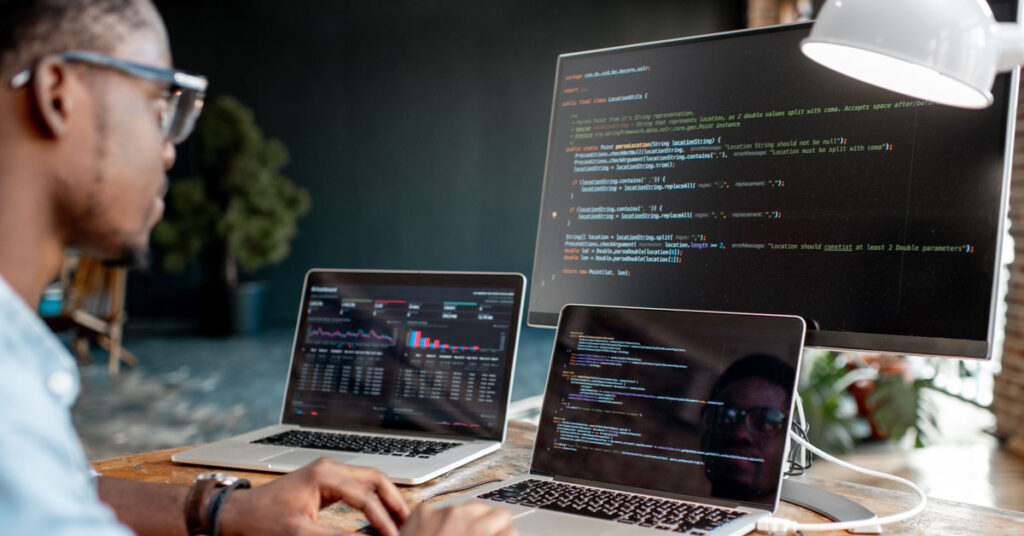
top-left (0, 0), bottom-right (150, 78)
top-left (710, 353), bottom-right (796, 399)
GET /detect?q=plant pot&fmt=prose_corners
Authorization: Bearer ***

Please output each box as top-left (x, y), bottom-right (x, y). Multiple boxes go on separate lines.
top-left (847, 356), bottom-right (916, 441)
top-left (199, 281), bottom-right (267, 336)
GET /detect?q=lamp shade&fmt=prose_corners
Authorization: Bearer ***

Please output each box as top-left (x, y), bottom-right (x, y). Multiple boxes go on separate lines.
top-left (801, 0), bottom-right (1002, 108)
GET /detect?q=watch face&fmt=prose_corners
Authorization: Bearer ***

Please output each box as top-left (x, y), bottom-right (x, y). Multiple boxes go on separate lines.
top-left (195, 472), bottom-right (235, 485)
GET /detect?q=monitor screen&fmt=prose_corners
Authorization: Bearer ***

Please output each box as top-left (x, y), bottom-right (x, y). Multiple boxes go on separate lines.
top-left (283, 270), bottom-right (525, 439)
top-left (528, 21), bottom-right (1017, 359)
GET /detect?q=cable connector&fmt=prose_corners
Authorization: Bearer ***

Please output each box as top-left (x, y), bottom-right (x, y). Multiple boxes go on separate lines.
top-left (755, 517), bottom-right (800, 534)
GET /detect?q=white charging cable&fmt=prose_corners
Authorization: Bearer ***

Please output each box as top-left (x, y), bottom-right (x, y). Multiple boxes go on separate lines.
top-left (789, 393), bottom-right (810, 473)
top-left (755, 433), bottom-right (928, 534)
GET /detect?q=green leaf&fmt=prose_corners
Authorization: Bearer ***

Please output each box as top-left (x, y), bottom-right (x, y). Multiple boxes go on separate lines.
top-left (155, 95), bottom-right (310, 278)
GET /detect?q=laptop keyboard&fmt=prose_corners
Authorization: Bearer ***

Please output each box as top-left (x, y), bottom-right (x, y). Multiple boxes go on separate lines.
top-left (251, 430), bottom-right (458, 458)
top-left (478, 479), bottom-right (746, 534)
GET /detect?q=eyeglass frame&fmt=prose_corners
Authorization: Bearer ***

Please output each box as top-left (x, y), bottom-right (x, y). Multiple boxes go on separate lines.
top-left (8, 50), bottom-right (208, 144)
top-left (702, 404), bottom-right (788, 437)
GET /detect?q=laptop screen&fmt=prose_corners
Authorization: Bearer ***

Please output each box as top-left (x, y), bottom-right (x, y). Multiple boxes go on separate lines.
top-left (282, 270), bottom-right (526, 440)
top-left (531, 305), bottom-right (805, 509)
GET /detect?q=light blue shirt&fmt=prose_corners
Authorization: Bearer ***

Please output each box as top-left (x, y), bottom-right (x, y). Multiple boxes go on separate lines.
top-left (0, 275), bottom-right (133, 535)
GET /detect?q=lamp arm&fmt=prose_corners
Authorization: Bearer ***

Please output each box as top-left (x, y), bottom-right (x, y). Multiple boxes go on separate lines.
top-left (996, 23), bottom-right (1024, 71)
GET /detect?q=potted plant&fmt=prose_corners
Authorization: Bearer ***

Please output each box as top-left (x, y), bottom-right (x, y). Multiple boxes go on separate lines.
top-left (799, 351), bottom-right (954, 453)
top-left (153, 95), bottom-right (310, 334)
top-left (798, 351), bottom-right (874, 453)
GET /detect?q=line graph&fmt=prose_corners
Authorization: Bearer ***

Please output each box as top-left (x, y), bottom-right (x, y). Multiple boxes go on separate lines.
top-left (306, 326), bottom-right (396, 346)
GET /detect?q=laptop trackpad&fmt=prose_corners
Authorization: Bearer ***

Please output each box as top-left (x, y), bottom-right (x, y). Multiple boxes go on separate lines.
top-left (514, 511), bottom-right (652, 536)
top-left (264, 450), bottom-right (360, 470)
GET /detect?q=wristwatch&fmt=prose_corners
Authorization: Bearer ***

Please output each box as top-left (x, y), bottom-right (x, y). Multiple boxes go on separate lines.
top-left (185, 472), bottom-right (251, 536)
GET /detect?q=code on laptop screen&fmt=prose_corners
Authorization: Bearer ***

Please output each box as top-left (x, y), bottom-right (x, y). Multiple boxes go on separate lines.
top-left (532, 305), bottom-right (804, 509)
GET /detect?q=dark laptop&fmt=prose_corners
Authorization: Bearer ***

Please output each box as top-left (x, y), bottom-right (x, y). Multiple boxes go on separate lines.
top-left (438, 304), bottom-right (806, 535)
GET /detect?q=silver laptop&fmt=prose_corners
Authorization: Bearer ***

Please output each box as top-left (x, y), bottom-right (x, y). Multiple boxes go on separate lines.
top-left (173, 269), bottom-right (527, 484)
top-left (439, 304), bottom-right (806, 535)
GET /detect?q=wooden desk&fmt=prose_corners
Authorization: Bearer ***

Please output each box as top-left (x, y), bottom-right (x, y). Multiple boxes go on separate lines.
top-left (93, 421), bottom-right (1024, 535)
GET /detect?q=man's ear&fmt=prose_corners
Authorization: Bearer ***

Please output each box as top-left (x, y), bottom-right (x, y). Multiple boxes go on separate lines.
top-left (29, 56), bottom-right (75, 138)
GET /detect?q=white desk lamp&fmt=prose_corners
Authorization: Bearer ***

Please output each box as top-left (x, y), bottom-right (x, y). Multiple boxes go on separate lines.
top-left (782, 1), bottom-right (1019, 530)
top-left (800, 0), bottom-right (1024, 109)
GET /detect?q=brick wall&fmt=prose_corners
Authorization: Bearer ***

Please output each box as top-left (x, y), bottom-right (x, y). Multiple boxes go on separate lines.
top-left (748, 0), bottom-right (795, 28)
top-left (748, 0), bottom-right (820, 28)
top-left (994, 92), bottom-right (1024, 452)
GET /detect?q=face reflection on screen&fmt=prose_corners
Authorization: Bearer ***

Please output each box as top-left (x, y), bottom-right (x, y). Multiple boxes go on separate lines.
top-left (700, 354), bottom-right (793, 502)
top-left (531, 307), bottom-right (802, 508)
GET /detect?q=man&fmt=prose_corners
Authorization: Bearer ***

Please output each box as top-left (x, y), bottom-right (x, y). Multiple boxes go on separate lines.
top-left (700, 354), bottom-right (795, 502)
top-left (0, 1), bottom-right (515, 535)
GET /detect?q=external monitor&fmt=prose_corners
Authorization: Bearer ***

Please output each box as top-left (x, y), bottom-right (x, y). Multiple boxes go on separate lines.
top-left (528, 15), bottom-right (1018, 359)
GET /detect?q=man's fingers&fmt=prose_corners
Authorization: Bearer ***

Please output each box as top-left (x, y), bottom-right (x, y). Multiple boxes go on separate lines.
top-left (305, 460), bottom-right (402, 536)
top-left (317, 462), bottom-right (408, 519)
top-left (402, 502), bottom-right (516, 536)
top-left (328, 482), bottom-right (398, 536)
top-left (468, 502), bottom-right (515, 534)
top-left (452, 501), bottom-right (493, 516)
top-left (357, 466), bottom-right (409, 520)
top-left (358, 493), bottom-right (401, 536)
top-left (293, 520), bottom-right (348, 536)
top-left (495, 526), bottom-right (519, 536)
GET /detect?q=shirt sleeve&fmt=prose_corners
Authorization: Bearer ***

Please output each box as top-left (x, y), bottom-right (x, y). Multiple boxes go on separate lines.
top-left (0, 345), bottom-right (135, 536)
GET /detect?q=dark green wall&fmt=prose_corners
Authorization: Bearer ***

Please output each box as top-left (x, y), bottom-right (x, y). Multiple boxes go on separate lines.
top-left (135, 0), bottom-right (745, 325)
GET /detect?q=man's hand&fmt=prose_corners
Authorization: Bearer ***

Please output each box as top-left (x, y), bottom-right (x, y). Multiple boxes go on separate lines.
top-left (218, 458), bottom-right (409, 536)
top-left (400, 502), bottom-right (516, 536)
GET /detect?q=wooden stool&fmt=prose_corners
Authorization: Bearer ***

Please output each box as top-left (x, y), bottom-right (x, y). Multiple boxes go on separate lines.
top-left (43, 254), bottom-right (137, 375)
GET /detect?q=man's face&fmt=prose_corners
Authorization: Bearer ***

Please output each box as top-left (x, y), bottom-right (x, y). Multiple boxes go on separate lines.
top-left (59, 20), bottom-right (176, 268)
top-left (703, 377), bottom-right (789, 500)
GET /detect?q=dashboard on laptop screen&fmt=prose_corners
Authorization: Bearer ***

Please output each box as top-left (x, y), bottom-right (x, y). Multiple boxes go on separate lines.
top-left (282, 270), bottom-right (525, 440)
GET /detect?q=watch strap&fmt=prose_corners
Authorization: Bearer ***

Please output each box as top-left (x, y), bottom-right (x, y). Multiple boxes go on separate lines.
top-left (208, 478), bottom-right (251, 536)
top-left (185, 478), bottom-right (219, 536)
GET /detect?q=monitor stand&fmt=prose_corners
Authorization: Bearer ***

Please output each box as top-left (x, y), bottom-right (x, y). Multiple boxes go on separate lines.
top-left (781, 479), bottom-right (882, 534)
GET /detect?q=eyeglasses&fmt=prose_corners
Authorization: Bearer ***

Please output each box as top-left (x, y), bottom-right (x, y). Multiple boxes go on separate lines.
top-left (8, 50), bottom-right (208, 144)
top-left (704, 405), bottom-right (787, 436)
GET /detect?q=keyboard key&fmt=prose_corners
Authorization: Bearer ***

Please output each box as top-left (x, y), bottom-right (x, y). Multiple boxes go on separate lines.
top-left (252, 430), bottom-right (457, 457)
top-left (477, 480), bottom-right (743, 533)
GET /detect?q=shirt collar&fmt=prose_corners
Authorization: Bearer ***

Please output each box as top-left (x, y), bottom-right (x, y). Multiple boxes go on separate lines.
top-left (0, 273), bottom-right (81, 405)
